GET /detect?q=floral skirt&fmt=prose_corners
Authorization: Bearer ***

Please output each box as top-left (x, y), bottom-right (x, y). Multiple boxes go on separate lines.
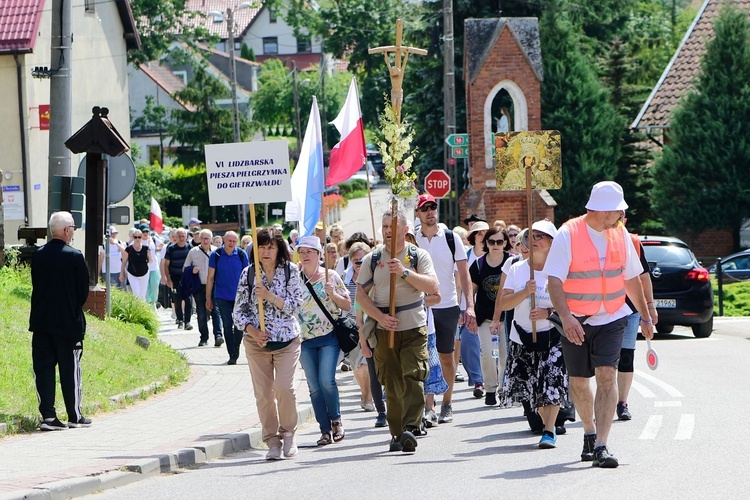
top-left (424, 331), bottom-right (448, 395)
top-left (501, 340), bottom-right (569, 409)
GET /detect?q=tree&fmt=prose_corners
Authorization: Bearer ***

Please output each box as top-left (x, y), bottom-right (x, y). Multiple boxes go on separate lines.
top-left (132, 96), bottom-right (170, 166)
top-left (129, 0), bottom-right (214, 65)
top-left (168, 59), bottom-right (239, 166)
top-left (652, 5), bottom-right (750, 250)
top-left (539, 5), bottom-right (624, 223)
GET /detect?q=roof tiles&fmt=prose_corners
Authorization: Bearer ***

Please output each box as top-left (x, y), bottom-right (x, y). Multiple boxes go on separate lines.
top-left (183, 0), bottom-right (261, 39)
top-left (0, 0), bottom-right (46, 54)
top-left (633, 0), bottom-right (750, 128)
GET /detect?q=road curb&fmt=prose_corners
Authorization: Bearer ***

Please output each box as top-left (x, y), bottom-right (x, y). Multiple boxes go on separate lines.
top-left (0, 405), bottom-right (313, 500)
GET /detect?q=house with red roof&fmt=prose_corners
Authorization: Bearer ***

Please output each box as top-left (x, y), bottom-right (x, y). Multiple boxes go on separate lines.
top-left (0, 0), bottom-right (140, 244)
top-left (632, 0), bottom-right (750, 256)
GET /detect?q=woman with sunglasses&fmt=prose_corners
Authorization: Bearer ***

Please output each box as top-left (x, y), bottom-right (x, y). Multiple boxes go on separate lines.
top-left (119, 228), bottom-right (152, 299)
top-left (498, 220), bottom-right (570, 449)
top-left (469, 227), bottom-right (512, 406)
top-left (341, 242), bottom-right (378, 416)
top-left (506, 225), bottom-right (521, 255)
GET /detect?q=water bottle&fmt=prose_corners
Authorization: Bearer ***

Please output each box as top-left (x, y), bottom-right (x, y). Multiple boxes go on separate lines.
top-left (491, 330), bottom-right (500, 360)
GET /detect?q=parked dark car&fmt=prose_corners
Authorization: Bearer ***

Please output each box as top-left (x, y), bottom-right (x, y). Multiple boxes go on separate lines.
top-left (707, 249), bottom-right (750, 283)
top-left (639, 235), bottom-right (714, 338)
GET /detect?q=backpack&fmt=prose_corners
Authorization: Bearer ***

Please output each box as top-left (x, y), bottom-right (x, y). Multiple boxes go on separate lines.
top-left (444, 228), bottom-right (457, 262)
top-left (370, 243), bottom-right (420, 274)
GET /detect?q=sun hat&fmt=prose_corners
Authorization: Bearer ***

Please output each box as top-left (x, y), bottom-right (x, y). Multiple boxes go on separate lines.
top-left (467, 221), bottom-right (490, 234)
top-left (108, 226), bottom-right (118, 234)
top-left (314, 221), bottom-right (325, 230)
top-left (531, 220), bottom-right (557, 239)
top-left (189, 217), bottom-right (202, 224)
top-left (297, 235), bottom-right (322, 252)
top-left (585, 181), bottom-right (628, 211)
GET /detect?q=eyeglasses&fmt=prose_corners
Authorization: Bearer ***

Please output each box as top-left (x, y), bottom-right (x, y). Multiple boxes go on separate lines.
top-left (508, 232), bottom-right (518, 237)
top-left (531, 233), bottom-right (547, 241)
top-left (133, 236), bottom-right (142, 239)
top-left (67, 225), bottom-right (77, 230)
top-left (419, 204), bottom-right (438, 212)
top-left (487, 239), bottom-right (504, 246)
top-left (354, 260), bottom-right (363, 266)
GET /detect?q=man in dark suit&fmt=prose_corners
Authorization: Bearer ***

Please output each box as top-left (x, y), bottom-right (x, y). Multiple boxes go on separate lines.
top-left (30, 211), bottom-right (91, 431)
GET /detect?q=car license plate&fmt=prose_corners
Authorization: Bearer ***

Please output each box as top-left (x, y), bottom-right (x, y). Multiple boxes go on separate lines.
top-left (654, 299), bottom-right (676, 308)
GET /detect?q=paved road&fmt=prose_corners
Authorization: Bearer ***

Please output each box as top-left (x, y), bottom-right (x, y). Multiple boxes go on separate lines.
top-left (89, 324), bottom-right (750, 499)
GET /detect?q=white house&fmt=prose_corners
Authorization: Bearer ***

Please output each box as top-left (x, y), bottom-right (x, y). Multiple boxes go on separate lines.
top-left (0, 0), bottom-right (140, 246)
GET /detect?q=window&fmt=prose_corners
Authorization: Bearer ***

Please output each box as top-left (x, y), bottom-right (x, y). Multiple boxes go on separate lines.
top-left (172, 70), bottom-right (188, 85)
top-left (148, 146), bottom-right (161, 165)
top-left (297, 37), bottom-right (312, 53)
top-left (85, 0), bottom-right (95, 12)
top-left (263, 37), bottom-right (278, 55)
top-left (269, 9), bottom-right (277, 23)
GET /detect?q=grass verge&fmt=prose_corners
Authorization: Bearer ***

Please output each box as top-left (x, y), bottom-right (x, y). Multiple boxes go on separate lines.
top-left (713, 279), bottom-right (750, 316)
top-left (0, 264), bottom-right (189, 434)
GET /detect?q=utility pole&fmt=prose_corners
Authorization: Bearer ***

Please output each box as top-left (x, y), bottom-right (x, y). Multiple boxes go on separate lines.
top-left (292, 61), bottom-right (302, 156)
top-left (443, 0), bottom-right (457, 228)
top-left (47, 0), bottom-right (73, 220)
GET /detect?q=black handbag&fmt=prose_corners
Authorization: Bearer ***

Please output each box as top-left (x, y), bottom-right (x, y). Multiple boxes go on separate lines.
top-left (303, 278), bottom-right (359, 354)
top-left (513, 321), bottom-right (561, 352)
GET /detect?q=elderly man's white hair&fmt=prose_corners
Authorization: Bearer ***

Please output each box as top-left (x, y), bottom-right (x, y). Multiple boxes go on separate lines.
top-left (175, 227), bottom-right (188, 236)
top-left (49, 211), bottom-right (73, 235)
top-left (200, 228), bottom-right (213, 239)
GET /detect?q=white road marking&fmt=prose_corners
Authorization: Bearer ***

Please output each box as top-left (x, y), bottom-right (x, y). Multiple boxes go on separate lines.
top-left (630, 380), bottom-right (656, 398)
top-left (635, 370), bottom-right (684, 398)
top-left (639, 415), bottom-right (663, 440)
top-left (674, 414), bottom-right (695, 440)
top-left (654, 401), bottom-right (682, 407)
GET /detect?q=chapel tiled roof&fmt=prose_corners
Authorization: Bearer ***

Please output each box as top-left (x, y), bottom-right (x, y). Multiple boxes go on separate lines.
top-left (632, 0), bottom-right (750, 129)
top-left (0, 0), bottom-right (45, 54)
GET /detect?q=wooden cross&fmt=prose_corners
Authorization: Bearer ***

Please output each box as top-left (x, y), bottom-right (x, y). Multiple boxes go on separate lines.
top-left (369, 19), bottom-right (427, 122)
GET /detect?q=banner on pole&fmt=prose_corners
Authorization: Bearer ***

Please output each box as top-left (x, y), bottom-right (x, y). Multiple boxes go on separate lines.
top-left (494, 131), bottom-right (562, 191)
top-left (205, 140), bottom-right (292, 206)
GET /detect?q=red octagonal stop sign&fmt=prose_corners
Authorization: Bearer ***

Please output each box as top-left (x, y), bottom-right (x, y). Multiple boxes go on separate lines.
top-left (424, 169), bottom-right (451, 198)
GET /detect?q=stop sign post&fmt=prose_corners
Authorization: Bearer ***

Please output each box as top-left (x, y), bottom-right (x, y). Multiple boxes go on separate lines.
top-left (425, 169), bottom-right (451, 198)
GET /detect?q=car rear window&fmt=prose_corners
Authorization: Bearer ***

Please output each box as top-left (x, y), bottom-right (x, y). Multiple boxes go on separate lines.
top-left (642, 245), bottom-right (694, 266)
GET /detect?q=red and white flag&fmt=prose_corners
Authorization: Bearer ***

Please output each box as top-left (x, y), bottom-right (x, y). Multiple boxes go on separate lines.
top-left (150, 197), bottom-right (164, 234)
top-left (326, 77), bottom-right (366, 187)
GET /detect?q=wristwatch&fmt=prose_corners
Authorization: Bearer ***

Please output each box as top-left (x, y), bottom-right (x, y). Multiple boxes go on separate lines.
top-left (400, 268), bottom-right (410, 280)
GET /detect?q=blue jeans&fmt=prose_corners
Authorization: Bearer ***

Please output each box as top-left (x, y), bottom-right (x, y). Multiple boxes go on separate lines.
top-left (458, 325), bottom-right (483, 386)
top-left (299, 332), bottom-right (341, 433)
top-left (215, 297), bottom-right (241, 359)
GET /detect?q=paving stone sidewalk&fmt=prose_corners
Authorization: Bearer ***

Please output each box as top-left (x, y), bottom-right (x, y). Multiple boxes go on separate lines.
top-left (0, 309), bottom-right (314, 500)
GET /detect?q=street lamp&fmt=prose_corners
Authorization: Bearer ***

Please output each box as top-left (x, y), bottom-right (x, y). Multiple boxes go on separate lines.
top-left (209, 2), bottom-right (252, 236)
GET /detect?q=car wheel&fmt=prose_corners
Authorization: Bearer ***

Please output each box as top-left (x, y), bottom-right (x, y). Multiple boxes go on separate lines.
top-left (691, 315), bottom-right (713, 338)
top-left (656, 324), bottom-right (674, 334)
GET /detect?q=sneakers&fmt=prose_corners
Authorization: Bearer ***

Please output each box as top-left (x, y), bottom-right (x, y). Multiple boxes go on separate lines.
top-left (538, 430), bottom-right (557, 449)
top-left (484, 392), bottom-right (497, 406)
top-left (388, 436), bottom-right (403, 452)
top-left (198, 340), bottom-right (208, 347)
top-left (177, 321), bottom-right (184, 329)
top-left (375, 412), bottom-right (387, 428)
top-left (215, 335), bottom-right (225, 347)
top-left (363, 402), bottom-right (376, 412)
top-left (581, 433), bottom-right (597, 462)
top-left (68, 417), bottom-right (92, 428)
top-left (266, 445), bottom-right (283, 460)
top-left (283, 432), bottom-right (298, 458)
top-left (227, 356), bottom-right (237, 365)
top-left (617, 401), bottom-right (632, 421)
top-left (341, 359), bottom-right (352, 372)
top-left (473, 383), bottom-right (484, 399)
top-left (592, 445), bottom-right (619, 468)
top-left (185, 323), bottom-right (194, 330)
top-left (40, 417), bottom-right (67, 431)
top-left (438, 403), bottom-right (453, 424)
top-left (455, 372), bottom-right (465, 382)
top-left (400, 430), bottom-right (417, 452)
top-left (424, 409), bottom-right (438, 428)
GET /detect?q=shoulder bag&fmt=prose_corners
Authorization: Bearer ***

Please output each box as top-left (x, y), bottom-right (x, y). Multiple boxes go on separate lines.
top-left (303, 276), bottom-right (359, 354)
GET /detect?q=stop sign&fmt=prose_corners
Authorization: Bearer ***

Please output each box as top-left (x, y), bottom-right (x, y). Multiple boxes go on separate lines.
top-left (424, 169), bottom-right (451, 198)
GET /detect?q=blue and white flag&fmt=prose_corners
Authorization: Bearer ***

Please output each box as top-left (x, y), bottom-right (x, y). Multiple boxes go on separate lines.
top-left (285, 97), bottom-right (324, 237)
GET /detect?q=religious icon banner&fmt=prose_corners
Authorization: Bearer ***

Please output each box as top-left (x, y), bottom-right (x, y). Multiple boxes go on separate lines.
top-left (494, 130), bottom-right (562, 190)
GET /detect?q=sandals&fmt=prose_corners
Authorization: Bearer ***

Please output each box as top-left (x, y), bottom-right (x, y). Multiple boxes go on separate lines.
top-left (332, 420), bottom-right (345, 442)
top-left (317, 432), bottom-right (332, 446)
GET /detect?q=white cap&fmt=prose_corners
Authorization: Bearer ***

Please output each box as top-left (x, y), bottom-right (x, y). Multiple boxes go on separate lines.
top-left (296, 235), bottom-right (322, 252)
top-left (585, 181), bottom-right (628, 211)
top-left (531, 220), bottom-right (557, 238)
